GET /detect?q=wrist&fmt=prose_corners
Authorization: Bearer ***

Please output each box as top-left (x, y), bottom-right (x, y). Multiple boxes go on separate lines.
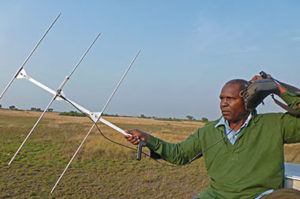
top-left (142, 133), bottom-right (150, 143)
top-left (276, 82), bottom-right (287, 95)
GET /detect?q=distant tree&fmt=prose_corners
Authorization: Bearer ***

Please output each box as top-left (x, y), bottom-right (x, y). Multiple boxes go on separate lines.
top-left (140, 114), bottom-right (146, 118)
top-left (0, 104), bottom-right (2, 108)
top-left (186, 115), bottom-right (195, 120)
top-left (201, 117), bottom-right (209, 122)
top-left (59, 111), bottom-right (85, 117)
top-left (9, 105), bottom-right (16, 110)
top-left (30, 107), bottom-right (42, 111)
top-left (47, 108), bottom-right (53, 112)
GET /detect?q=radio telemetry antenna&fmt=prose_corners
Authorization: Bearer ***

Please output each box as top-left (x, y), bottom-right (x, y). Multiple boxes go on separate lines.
top-left (1, 14), bottom-right (143, 194)
top-left (8, 32), bottom-right (101, 166)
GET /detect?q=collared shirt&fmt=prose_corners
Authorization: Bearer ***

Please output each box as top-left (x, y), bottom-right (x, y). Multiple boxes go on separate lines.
top-left (215, 113), bottom-right (274, 199)
top-left (215, 113), bottom-right (252, 145)
top-left (146, 90), bottom-right (300, 198)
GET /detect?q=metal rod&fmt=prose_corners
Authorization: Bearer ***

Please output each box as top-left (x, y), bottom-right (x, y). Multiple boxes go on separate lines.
top-left (17, 69), bottom-right (63, 99)
top-left (67, 33), bottom-right (101, 80)
top-left (50, 123), bottom-right (96, 194)
top-left (50, 50), bottom-right (141, 193)
top-left (100, 50), bottom-right (141, 114)
top-left (55, 32), bottom-right (101, 94)
top-left (99, 118), bottom-right (129, 136)
top-left (8, 33), bottom-right (101, 165)
top-left (64, 94), bottom-right (129, 136)
top-left (0, 13), bottom-right (61, 100)
top-left (8, 96), bottom-right (56, 165)
top-left (18, 70), bottom-right (129, 135)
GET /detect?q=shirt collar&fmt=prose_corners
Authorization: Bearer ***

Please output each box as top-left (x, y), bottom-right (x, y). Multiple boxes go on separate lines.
top-left (215, 117), bottom-right (226, 128)
top-left (215, 113), bottom-right (252, 128)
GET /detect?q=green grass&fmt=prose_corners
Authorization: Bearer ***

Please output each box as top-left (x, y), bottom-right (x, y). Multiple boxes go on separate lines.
top-left (0, 110), bottom-right (209, 198)
top-left (0, 109), bottom-right (299, 198)
top-left (59, 111), bottom-right (85, 117)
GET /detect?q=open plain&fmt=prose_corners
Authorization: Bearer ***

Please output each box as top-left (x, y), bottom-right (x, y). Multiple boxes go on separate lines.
top-left (0, 109), bottom-right (299, 198)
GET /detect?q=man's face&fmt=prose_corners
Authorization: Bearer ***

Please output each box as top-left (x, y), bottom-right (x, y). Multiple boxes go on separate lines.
top-left (219, 83), bottom-right (248, 123)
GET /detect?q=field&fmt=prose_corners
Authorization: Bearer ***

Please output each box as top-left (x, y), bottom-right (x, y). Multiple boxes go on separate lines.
top-left (0, 109), bottom-right (299, 198)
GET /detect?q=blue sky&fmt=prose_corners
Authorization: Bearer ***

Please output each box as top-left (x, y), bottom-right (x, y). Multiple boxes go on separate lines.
top-left (0, 1), bottom-right (300, 120)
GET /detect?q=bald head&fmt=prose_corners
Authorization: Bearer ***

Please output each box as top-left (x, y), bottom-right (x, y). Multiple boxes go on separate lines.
top-left (224, 79), bottom-right (249, 93)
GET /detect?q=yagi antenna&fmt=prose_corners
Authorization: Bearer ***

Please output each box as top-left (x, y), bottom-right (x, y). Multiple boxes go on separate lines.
top-left (0, 13), bottom-right (61, 100)
top-left (4, 48), bottom-right (141, 192)
top-left (50, 50), bottom-right (141, 193)
top-left (8, 32), bottom-right (101, 166)
top-left (6, 47), bottom-right (142, 188)
top-left (2, 14), bottom-right (143, 194)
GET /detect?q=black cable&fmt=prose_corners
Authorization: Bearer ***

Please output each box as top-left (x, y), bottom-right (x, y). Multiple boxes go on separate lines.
top-left (186, 116), bottom-right (247, 164)
top-left (63, 97), bottom-right (175, 167)
top-left (94, 122), bottom-right (147, 155)
top-left (94, 123), bottom-right (176, 167)
top-left (63, 96), bottom-right (247, 167)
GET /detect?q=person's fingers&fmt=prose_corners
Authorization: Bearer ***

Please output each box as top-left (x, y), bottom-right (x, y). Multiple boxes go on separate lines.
top-left (127, 135), bottom-right (135, 141)
top-left (266, 74), bottom-right (272, 79)
top-left (251, 75), bottom-right (258, 81)
top-left (133, 139), bottom-right (140, 145)
top-left (125, 130), bottom-right (134, 135)
top-left (125, 133), bottom-right (133, 140)
top-left (125, 134), bottom-right (140, 145)
top-left (124, 129), bottom-right (148, 144)
top-left (251, 75), bottom-right (264, 82)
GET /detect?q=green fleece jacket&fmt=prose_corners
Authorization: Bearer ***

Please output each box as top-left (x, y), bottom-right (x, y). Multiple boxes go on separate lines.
top-left (146, 91), bottom-right (300, 199)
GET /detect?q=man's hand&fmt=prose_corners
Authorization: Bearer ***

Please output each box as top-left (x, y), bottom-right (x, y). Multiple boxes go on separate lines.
top-left (125, 129), bottom-right (150, 145)
top-left (250, 74), bottom-right (272, 82)
top-left (251, 73), bottom-right (286, 95)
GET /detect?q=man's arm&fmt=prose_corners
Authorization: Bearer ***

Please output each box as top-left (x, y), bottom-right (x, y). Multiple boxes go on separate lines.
top-left (277, 83), bottom-right (300, 108)
top-left (251, 74), bottom-right (300, 108)
top-left (251, 74), bottom-right (300, 143)
top-left (125, 129), bottom-right (203, 165)
top-left (274, 80), bottom-right (300, 143)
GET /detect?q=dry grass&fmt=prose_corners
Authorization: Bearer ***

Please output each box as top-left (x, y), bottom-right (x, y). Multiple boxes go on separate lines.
top-left (0, 109), bottom-right (299, 198)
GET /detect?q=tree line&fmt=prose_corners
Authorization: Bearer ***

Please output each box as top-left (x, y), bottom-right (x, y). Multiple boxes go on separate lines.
top-left (0, 104), bottom-right (53, 112)
top-left (0, 105), bottom-right (210, 122)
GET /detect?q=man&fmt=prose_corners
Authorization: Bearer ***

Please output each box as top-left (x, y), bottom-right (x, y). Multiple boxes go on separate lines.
top-left (125, 74), bottom-right (300, 199)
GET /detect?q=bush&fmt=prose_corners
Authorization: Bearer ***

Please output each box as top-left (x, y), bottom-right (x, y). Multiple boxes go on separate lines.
top-left (9, 105), bottom-right (16, 110)
top-left (201, 117), bottom-right (208, 122)
top-left (59, 111), bottom-right (85, 117)
top-left (30, 107), bottom-right (42, 112)
top-left (186, 115), bottom-right (195, 120)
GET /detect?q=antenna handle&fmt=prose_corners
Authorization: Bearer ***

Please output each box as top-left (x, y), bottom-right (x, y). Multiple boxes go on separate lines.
top-left (137, 140), bottom-right (147, 160)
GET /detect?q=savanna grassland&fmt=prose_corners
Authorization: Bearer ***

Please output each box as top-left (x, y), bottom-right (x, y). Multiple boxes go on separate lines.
top-left (0, 109), bottom-right (299, 199)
